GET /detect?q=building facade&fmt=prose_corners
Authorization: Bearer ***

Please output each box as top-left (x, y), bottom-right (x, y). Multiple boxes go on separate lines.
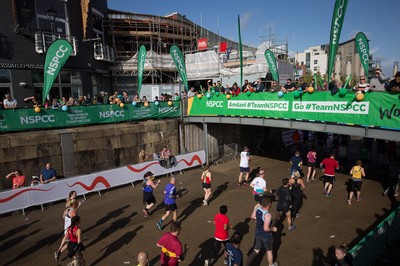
top-left (295, 39), bottom-right (373, 80)
top-left (0, 0), bottom-right (114, 107)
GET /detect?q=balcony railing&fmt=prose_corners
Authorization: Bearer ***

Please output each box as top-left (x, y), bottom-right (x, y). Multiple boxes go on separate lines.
top-left (94, 43), bottom-right (115, 62)
top-left (34, 32), bottom-right (78, 56)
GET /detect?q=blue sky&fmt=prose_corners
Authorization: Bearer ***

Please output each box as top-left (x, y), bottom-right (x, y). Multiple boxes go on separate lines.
top-left (108, 0), bottom-right (399, 76)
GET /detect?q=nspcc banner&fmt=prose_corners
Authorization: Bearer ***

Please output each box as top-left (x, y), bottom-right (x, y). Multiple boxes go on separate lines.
top-left (0, 102), bottom-right (181, 132)
top-left (264, 49), bottom-right (279, 83)
top-left (43, 39), bottom-right (73, 103)
top-left (170, 45), bottom-right (188, 91)
top-left (355, 32), bottom-right (370, 77)
top-left (327, 0), bottom-right (348, 79)
top-left (187, 92), bottom-right (400, 129)
top-left (137, 45), bottom-right (147, 96)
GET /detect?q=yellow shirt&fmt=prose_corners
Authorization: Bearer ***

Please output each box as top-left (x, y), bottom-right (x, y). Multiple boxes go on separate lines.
top-left (351, 165), bottom-right (362, 180)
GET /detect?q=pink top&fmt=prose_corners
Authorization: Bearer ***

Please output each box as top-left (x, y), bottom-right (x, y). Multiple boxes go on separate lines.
top-left (307, 151), bottom-right (316, 163)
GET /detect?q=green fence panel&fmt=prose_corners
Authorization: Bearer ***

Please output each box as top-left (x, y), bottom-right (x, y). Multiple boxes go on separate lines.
top-left (0, 101), bottom-right (181, 132)
top-left (349, 207), bottom-right (400, 266)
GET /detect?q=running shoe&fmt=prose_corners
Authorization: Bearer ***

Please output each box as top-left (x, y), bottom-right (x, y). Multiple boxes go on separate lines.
top-left (203, 200), bottom-right (208, 206)
top-left (271, 262), bottom-right (279, 266)
top-left (223, 259), bottom-right (228, 264)
top-left (325, 193), bottom-right (332, 197)
top-left (156, 221), bottom-right (162, 230)
top-left (347, 200), bottom-right (352, 205)
top-left (288, 224), bottom-right (296, 231)
top-left (54, 251), bottom-right (60, 261)
top-left (357, 197), bottom-right (362, 201)
top-left (322, 190), bottom-right (327, 195)
top-left (142, 209), bottom-right (148, 217)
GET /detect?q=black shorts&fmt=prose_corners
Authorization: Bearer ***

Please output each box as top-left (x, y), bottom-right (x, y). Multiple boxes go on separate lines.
top-left (254, 235), bottom-right (273, 251)
top-left (307, 162), bottom-right (316, 167)
top-left (67, 242), bottom-right (85, 258)
top-left (277, 204), bottom-right (290, 214)
top-left (202, 183), bottom-right (211, 189)
top-left (324, 175), bottom-right (335, 184)
top-left (143, 191), bottom-right (156, 204)
top-left (254, 194), bottom-right (264, 203)
top-left (351, 180), bottom-right (362, 191)
top-left (165, 203), bottom-right (177, 212)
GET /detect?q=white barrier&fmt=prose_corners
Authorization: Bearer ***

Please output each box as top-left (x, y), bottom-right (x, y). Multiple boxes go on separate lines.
top-left (0, 150), bottom-right (205, 215)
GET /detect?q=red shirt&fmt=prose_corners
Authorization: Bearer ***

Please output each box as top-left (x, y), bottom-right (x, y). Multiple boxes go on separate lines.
top-left (214, 213), bottom-right (230, 241)
top-left (157, 232), bottom-right (183, 266)
top-left (321, 157), bottom-right (339, 176)
top-left (67, 225), bottom-right (79, 243)
top-left (201, 170), bottom-right (211, 184)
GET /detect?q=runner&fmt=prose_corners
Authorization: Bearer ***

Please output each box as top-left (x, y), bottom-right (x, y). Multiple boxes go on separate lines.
top-left (201, 165), bottom-right (212, 206)
top-left (224, 231), bottom-right (243, 266)
top-left (320, 153), bottom-right (339, 197)
top-left (246, 197), bottom-right (278, 266)
top-left (289, 170), bottom-right (305, 221)
top-left (142, 171), bottom-right (161, 217)
top-left (306, 146), bottom-right (317, 182)
top-left (55, 216), bottom-right (85, 263)
top-left (275, 178), bottom-right (296, 231)
top-left (238, 146), bottom-right (251, 186)
top-left (289, 151), bottom-right (303, 178)
top-left (157, 176), bottom-right (178, 230)
top-left (157, 221), bottom-right (188, 266)
top-left (250, 169), bottom-right (268, 206)
top-left (347, 160), bottom-right (366, 205)
top-left (205, 205), bottom-right (231, 265)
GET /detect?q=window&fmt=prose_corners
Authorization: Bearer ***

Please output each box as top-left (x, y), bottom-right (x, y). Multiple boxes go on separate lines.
top-left (314, 67), bottom-right (318, 71)
top-left (0, 69), bottom-right (11, 83)
top-left (314, 60), bottom-right (318, 64)
top-left (35, 0), bottom-right (69, 35)
top-left (314, 52), bottom-right (319, 55)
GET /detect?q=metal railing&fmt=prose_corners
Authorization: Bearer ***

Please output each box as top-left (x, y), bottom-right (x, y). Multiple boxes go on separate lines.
top-left (349, 206), bottom-right (400, 266)
top-left (94, 42), bottom-right (115, 62)
top-left (34, 32), bottom-right (78, 56)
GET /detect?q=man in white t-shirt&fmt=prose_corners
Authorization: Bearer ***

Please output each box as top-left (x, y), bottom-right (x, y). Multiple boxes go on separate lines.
top-left (238, 146), bottom-right (250, 186)
top-left (250, 170), bottom-right (267, 204)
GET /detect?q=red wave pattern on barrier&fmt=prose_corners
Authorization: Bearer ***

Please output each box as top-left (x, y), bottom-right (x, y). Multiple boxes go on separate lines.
top-left (0, 186), bottom-right (55, 203)
top-left (126, 155), bottom-right (202, 173)
top-left (127, 161), bottom-right (160, 172)
top-left (66, 176), bottom-right (111, 191)
top-left (178, 155), bottom-right (202, 166)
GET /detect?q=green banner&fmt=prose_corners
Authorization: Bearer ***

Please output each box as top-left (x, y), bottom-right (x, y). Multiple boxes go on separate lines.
top-left (0, 102), bottom-right (180, 132)
top-left (170, 45), bottom-right (188, 91)
top-left (264, 49), bottom-right (279, 83)
top-left (238, 15), bottom-right (243, 87)
top-left (43, 39), bottom-right (73, 104)
top-left (355, 32), bottom-right (370, 78)
top-left (327, 0), bottom-right (348, 79)
top-left (187, 92), bottom-right (400, 129)
top-left (137, 45), bottom-right (147, 96)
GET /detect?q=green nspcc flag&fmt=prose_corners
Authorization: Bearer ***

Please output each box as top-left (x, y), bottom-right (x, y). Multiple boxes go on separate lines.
top-left (355, 32), bottom-right (369, 78)
top-left (170, 45), bottom-right (188, 91)
top-left (43, 39), bottom-right (73, 104)
top-left (264, 49), bottom-right (279, 83)
top-left (137, 45), bottom-right (147, 96)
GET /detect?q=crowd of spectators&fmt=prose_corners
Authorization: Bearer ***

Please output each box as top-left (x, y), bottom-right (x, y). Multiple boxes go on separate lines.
top-left (184, 71), bottom-right (400, 98)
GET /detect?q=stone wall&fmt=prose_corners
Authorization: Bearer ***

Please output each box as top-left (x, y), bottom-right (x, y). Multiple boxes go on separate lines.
top-left (0, 120), bottom-right (179, 189)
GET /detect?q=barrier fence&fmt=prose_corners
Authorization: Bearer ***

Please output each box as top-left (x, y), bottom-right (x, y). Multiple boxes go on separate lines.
top-left (349, 206), bottom-right (400, 266)
top-left (0, 101), bottom-right (181, 132)
top-left (0, 150), bottom-right (205, 215)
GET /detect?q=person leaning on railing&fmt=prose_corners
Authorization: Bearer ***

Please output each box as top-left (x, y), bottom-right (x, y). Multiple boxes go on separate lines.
top-left (387, 71), bottom-right (400, 93)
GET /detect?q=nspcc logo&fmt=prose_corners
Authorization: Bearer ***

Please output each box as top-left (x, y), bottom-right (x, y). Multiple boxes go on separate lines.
top-left (206, 101), bottom-right (223, 108)
top-left (99, 110), bottom-right (125, 118)
top-left (20, 115), bottom-right (55, 124)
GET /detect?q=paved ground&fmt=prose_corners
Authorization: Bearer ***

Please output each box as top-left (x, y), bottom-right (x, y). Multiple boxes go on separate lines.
top-left (0, 150), bottom-right (398, 266)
